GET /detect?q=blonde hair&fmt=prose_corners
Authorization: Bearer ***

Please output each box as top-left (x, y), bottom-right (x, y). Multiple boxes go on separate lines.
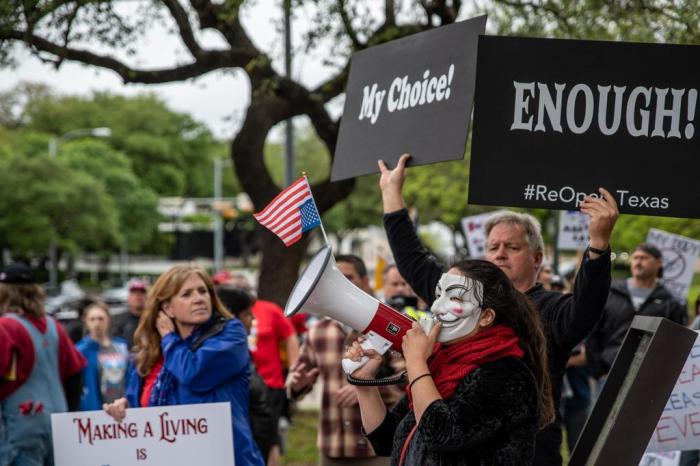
top-left (0, 283), bottom-right (45, 317)
top-left (134, 265), bottom-right (232, 376)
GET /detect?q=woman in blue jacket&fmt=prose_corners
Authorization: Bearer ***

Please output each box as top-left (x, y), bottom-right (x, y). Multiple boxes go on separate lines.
top-left (76, 302), bottom-right (129, 410)
top-left (104, 265), bottom-right (264, 466)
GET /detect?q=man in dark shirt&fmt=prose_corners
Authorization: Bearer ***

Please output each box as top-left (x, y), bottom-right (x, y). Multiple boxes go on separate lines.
top-left (586, 243), bottom-right (687, 387)
top-left (111, 279), bottom-right (147, 349)
top-left (377, 154), bottom-right (619, 466)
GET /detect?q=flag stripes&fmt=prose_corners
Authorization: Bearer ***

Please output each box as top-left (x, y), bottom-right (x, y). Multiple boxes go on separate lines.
top-left (253, 177), bottom-right (319, 246)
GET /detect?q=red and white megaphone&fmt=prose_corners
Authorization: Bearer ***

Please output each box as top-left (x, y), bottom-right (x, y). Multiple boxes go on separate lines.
top-left (285, 245), bottom-right (415, 375)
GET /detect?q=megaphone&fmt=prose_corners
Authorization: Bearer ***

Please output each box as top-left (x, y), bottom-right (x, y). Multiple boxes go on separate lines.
top-left (285, 245), bottom-right (415, 375)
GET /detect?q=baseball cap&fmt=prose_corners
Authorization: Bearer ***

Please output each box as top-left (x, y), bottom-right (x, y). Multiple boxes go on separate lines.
top-left (0, 263), bottom-right (36, 284)
top-left (128, 279), bottom-right (148, 292)
top-left (634, 243), bottom-right (662, 259)
top-left (634, 243), bottom-right (664, 278)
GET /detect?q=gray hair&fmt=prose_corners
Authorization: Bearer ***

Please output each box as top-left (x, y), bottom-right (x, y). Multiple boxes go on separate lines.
top-left (484, 211), bottom-right (545, 254)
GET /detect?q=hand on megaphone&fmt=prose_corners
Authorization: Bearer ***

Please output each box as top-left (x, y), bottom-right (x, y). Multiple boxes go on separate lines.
top-left (344, 338), bottom-right (383, 380)
top-left (402, 321), bottom-right (441, 366)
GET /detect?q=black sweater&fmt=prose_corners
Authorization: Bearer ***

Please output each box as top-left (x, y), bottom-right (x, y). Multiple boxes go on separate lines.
top-left (586, 280), bottom-right (686, 379)
top-left (383, 209), bottom-right (611, 466)
top-left (366, 357), bottom-right (539, 466)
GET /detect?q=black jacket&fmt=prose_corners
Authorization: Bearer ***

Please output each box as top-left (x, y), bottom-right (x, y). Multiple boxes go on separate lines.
top-left (366, 357), bottom-right (539, 466)
top-left (249, 366), bottom-right (275, 461)
top-left (111, 311), bottom-right (140, 350)
top-left (586, 280), bottom-right (687, 379)
top-left (384, 209), bottom-right (611, 466)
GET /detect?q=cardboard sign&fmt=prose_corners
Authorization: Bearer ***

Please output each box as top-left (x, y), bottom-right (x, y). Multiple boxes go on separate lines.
top-left (331, 16), bottom-right (486, 181)
top-left (470, 35), bottom-right (700, 218)
top-left (646, 228), bottom-right (700, 304)
top-left (558, 210), bottom-right (590, 251)
top-left (51, 402), bottom-right (234, 466)
top-left (647, 333), bottom-right (700, 453)
top-left (460, 212), bottom-right (491, 258)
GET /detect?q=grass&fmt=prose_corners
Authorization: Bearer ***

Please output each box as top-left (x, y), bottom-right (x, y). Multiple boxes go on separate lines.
top-left (282, 409), bottom-right (573, 465)
top-left (283, 409), bottom-right (319, 466)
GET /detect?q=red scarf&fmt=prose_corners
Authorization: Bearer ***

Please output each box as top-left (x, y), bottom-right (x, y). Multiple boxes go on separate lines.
top-left (406, 325), bottom-right (524, 408)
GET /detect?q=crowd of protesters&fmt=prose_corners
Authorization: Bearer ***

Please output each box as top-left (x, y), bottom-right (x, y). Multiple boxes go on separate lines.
top-left (0, 162), bottom-right (697, 465)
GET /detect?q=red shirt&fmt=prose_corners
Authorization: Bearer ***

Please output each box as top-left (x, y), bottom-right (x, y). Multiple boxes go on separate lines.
top-left (250, 300), bottom-right (295, 389)
top-left (140, 358), bottom-right (164, 407)
top-left (0, 314), bottom-right (86, 400)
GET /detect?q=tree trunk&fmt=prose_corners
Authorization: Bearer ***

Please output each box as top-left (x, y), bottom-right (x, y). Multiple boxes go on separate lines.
top-left (232, 81), bottom-right (355, 305)
top-left (256, 229), bottom-right (312, 307)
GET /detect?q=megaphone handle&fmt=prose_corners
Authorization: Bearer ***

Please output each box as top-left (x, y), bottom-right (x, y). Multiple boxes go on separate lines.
top-left (341, 338), bottom-right (378, 376)
top-left (342, 355), bottom-right (370, 376)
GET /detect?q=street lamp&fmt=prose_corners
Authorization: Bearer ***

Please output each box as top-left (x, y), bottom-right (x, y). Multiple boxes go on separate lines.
top-left (213, 158), bottom-right (233, 272)
top-left (48, 127), bottom-right (112, 158)
top-left (47, 127), bottom-right (112, 290)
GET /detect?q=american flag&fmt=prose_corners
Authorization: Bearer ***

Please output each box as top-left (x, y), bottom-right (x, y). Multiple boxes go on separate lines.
top-left (253, 177), bottom-right (321, 246)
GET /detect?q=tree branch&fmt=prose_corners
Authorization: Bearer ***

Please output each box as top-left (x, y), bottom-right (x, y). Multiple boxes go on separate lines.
top-left (420, 0), bottom-right (458, 25)
top-left (161, 0), bottom-right (203, 58)
top-left (5, 29), bottom-right (253, 84)
top-left (55, 2), bottom-right (81, 69)
top-left (311, 65), bottom-right (350, 103)
top-left (337, 0), bottom-right (362, 48)
top-left (634, 1), bottom-right (695, 37)
top-left (496, 0), bottom-right (575, 36)
top-left (188, 0), bottom-right (258, 53)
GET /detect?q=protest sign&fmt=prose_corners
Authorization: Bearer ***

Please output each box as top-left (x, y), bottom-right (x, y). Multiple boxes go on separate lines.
top-left (646, 228), bottom-right (700, 304)
top-left (640, 451), bottom-right (680, 466)
top-left (460, 212), bottom-right (491, 258)
top-left (51, 402), bottom-right (234, 466)
top-left (647, 333), bottom-right (700, 453)
top-left (558, 210), bottom-right (589, 251)
top-left (331, 16), bottom-right (486, 181)
top-left (470, 35), bottom-right (700, 218)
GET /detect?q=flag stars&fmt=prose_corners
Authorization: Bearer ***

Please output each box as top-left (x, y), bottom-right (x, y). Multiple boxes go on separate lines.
top-left (300, 199), bottom-right (321, 232)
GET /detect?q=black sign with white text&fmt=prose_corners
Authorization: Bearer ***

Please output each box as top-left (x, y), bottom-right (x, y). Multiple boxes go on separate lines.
top-left (331, 16), bottom-right (487, 181)
top-left (469, 36), bottom-right (700, 219)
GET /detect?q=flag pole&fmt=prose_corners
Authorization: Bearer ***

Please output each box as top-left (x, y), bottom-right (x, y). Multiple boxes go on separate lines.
top-left (304, 173), bottom-right (330, 247)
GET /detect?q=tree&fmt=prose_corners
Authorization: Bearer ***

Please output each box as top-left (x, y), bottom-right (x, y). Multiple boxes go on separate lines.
top-left (486, 2), bottom-right (699, 45)
top-left (0, 153), bottom-right (120, 259)
top-left (7, 86), bottom-right (251, 259)
top-left (2, 0), bottom-right (698, 303)
top-left (0, 0), bottom-right (430, 303)
top-left (20, 91), bottom-right (223, 197)
top-left (56, 139), bottom-right (161, 253)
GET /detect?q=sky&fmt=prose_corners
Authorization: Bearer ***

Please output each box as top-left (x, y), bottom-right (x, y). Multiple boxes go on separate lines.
top-left (0, 0), bottom-right (338, 140)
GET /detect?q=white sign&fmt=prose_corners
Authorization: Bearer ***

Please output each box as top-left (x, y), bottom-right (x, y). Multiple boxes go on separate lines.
top-left (646, 228), bottom-right (700, 304)
top-left (51, 402), bottom-right (234, 466)
top-left (558, 210), bottom-right (589, 251)
top-left (640, 451), bottom-right (680, 466)
top-left (647, 332), bottom-right (700, 453)
top-left (460, 213), bottom-right (491, 259)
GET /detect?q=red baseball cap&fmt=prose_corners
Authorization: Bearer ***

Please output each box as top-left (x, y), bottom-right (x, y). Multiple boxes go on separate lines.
top-left (212, 270), bottom-right (232, 285)
top-left (128, 279), bottom-right (148, 292)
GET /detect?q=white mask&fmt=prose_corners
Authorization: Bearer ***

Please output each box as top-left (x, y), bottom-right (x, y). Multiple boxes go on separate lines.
top-left (431, 273), bottom-right (484, 342)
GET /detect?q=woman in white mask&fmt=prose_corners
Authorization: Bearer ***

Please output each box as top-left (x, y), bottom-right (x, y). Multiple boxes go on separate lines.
top-left (346, 260), bottom-right (554, 466)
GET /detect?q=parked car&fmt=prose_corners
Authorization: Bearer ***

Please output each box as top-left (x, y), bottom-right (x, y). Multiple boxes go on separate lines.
top-left (45, 279), bottom-right (87, 343)
top-left (101, 284), bottom-right (129, 315)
